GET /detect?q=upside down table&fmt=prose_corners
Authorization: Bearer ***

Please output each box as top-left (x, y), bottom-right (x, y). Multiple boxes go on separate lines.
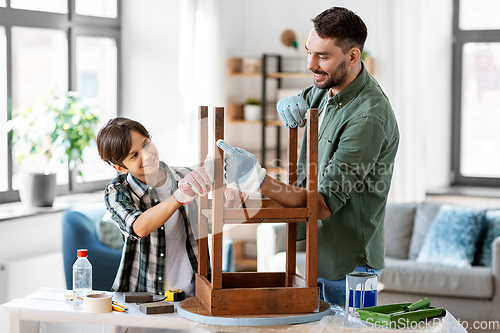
top-left (0, 287), bottom-right (467, 333)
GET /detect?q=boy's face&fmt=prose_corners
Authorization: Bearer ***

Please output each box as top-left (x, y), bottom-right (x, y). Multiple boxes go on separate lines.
top-left (113, 130), bottom-right (160, 184)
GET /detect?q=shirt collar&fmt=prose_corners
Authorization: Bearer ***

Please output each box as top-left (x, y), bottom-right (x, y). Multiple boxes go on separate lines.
top-left (126, 161), bottom-right (177, 198)
top-left (329, 62), bottom-right (368, 107)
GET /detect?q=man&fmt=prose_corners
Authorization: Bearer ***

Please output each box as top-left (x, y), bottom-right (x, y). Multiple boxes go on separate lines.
top-left (217, 6), bottom-right (399, 306)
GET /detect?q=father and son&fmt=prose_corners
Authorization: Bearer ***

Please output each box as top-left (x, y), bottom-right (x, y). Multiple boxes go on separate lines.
top-left (96, 6), bottom-right (399, 306)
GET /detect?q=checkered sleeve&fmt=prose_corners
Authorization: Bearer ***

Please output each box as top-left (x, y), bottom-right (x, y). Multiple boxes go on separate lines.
top-left (104, 180), bottom-right (143, 241)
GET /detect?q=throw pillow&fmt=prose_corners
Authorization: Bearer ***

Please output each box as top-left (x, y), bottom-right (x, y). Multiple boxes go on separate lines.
top-left (96, 211), bottom-right (124, 250)
top-left (416, 205), bottom-right (486, 268)
top-left (477, 210), bottom-right (500, 267)
top-left (408, 201), bottom-right (442, 259)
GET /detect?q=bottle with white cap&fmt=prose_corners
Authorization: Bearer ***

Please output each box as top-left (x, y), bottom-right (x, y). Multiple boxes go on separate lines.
top-left (73, 249), bottom-right (92, 309)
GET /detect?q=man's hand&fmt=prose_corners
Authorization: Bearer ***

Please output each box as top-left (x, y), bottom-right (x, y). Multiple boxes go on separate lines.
top-left (224, 187), bottom-right (248, 208)
top-left (216, 140), bottom-right (266, 194)
top-left (277, 95), bottom-right (309, 128)
top-left (173, 157), bottom-right (213, 204)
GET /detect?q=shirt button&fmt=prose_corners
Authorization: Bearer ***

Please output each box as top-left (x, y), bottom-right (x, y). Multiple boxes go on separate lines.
top-left (154, 199), bottom-right (158, 203)
top-left (160, 226), bottom-right (164, 230)
top-left (339, 102), bottom-right (343, 106)
top-left (160, 253), bottom-right (164, 257)
top-left (158, 276), bottom-right (162, 281)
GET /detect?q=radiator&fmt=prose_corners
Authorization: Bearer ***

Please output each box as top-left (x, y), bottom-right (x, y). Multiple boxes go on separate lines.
top-left (0, 252), bottom-right (66, 304)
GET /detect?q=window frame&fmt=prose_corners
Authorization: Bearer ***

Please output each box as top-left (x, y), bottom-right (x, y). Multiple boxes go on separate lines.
top-left (0, 1), bottom-right (121, 203)
top-left (451, 0), bottom-right (500, 187)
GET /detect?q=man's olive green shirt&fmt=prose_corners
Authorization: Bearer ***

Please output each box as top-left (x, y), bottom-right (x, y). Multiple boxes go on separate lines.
top-left (296, 64), bottom-right (399, 280)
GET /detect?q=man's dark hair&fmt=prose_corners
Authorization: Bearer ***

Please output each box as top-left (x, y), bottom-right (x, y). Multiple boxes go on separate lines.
top-left (97, 117), bottom-right (150, 167)
top-left (312, 7), bottom-right (367, 54)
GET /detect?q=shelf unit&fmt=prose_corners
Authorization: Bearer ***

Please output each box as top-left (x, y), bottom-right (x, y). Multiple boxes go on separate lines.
top-left (261, 54), bottom-right (311, 172)
top-left (227, 54), bottom-right (311, 174)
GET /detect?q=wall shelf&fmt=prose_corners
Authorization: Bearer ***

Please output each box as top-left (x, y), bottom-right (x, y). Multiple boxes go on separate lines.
top-left (266, 72), bottom-right (311, 79)
top-left (229, 119), bottom-right (282, 127)
top-left (229, 72), bottom-right (261, 78)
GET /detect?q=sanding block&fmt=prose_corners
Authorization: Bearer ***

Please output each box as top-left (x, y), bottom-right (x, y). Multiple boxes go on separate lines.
top-left (164, 289), bottom-right (185, 302)
top-left (139, 301), bottom-right (174, 314)
top-left (123, 292), bottom-right (154, 303)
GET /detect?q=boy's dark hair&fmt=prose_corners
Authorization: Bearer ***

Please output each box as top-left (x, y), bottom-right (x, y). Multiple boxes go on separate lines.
top-left (97, 117), bottom-right (150, 167)
top-left (312, 7), bottom-right (367, 54)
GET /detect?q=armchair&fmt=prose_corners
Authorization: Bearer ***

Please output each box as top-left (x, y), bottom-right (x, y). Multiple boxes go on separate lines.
top-left (62, 202), bottom-right (235, 293)
top-left (62, 202), bottom-right (122, 291)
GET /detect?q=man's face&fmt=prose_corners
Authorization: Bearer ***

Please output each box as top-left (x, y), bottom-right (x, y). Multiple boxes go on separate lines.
top-left (305, 29), bottom-right (350, 91)
top-left (114, 130), bottom-right (160, 183)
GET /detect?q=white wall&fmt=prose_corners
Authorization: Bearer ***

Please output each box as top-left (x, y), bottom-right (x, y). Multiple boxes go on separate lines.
top-left (0, 212), bottom-right (66, 303)
top-left (121, 0), bottom-right (453, 195)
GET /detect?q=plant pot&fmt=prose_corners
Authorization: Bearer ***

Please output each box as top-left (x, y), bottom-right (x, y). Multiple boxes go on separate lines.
top-left (19, 173), bottom-right (57, 207)
top-left (244, 105), bottom-right (261, 121)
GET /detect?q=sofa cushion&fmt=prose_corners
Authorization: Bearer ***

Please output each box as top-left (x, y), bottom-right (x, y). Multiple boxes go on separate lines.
top-left (269, 251), bottom-right (307, 277)
top-left (477, 210), bottom-right (500, 267)
top-left (96, 211), bottom-right (124, 250)
top-left (408, 202), bottom-right (442, 259)
top-left (381, 257), bottom-right (494, 299)
top-left (416, 205), bottom-right (486, 268)
top-left (384, 203), bottom-right (416, 259)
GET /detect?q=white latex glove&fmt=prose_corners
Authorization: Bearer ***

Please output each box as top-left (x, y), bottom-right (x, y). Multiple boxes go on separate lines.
top-left (216, 139), bottom-right (267, 194)
top-left (224, 187), bottom-right (249, 209)
top-left (276, 95), bottom-right (309, 128)
top-left (173, 155), bottom-right (214, 204)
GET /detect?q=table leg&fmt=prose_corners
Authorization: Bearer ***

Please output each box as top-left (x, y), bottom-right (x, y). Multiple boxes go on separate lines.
top-left (9, 308), bottom-right (20, 333)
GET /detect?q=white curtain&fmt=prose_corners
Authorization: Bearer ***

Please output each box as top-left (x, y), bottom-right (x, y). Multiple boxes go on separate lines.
top-left (157, 0), bottom-right (225, 167)
top-left (176, 0), bottom-right (226, 165)
top-left (372, 0), bottom-right (453, 203)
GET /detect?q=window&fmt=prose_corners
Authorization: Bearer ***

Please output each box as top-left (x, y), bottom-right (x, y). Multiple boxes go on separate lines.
top-left (76, 0), bottom-right (117, 18)
top-left (0, 2), bottom-right (120, 203)
top-left (0, 27), bottom-right (7, 191)
top-left (452, 0), bottom-right (500, 186)
top-left (11, 0), bottom-right (66, 13)
top-left (75, 36), bottom-right (117, 184)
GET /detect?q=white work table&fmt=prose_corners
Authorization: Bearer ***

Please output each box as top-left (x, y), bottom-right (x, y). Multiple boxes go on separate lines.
top-left (0, 287), bottom-right (467, 333)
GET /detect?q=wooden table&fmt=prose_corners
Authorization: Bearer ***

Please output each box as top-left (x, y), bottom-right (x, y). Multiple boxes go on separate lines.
top-left (0, 287), bottom-right (467, 333)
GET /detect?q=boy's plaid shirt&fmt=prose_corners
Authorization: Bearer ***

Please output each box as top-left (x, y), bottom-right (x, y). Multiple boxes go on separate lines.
top-left (104, 162), bottom-right (199, 294)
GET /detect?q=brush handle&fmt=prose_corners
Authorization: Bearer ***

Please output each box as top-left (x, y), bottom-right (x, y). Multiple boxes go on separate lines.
top-left (407, 298), bottom-right (431, 311)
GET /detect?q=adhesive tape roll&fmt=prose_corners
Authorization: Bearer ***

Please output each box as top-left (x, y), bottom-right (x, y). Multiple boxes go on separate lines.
top-left (83, 293), bottom-right (113, 313)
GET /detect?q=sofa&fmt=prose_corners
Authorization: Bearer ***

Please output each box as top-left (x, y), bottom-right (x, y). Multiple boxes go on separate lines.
top-left (257, 201), bottom-right (500, 321)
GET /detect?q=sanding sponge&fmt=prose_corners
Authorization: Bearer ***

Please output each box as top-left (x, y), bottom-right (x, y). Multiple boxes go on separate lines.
top-left (139, 301), bottom-right (174, 314)
top-left (123, 292), bottom-right (154, 303)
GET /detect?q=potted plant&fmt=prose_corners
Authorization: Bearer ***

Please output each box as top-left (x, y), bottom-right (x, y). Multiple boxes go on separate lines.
top-left (244, 97), bottom-right (261, 121)
top-left (6, 91), bottom-right (100, 207)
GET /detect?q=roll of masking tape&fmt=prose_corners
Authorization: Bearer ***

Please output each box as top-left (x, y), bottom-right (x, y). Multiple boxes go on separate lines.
top-left (83, 293), bottom-right (113, 313)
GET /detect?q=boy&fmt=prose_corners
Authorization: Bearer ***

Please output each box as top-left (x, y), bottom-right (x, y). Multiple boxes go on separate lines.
top-left (97, 117), bottom-right (213, 296)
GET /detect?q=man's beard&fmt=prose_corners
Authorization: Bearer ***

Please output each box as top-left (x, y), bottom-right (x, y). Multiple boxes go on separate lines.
top-left (313, 58), bottom-right (349, 90)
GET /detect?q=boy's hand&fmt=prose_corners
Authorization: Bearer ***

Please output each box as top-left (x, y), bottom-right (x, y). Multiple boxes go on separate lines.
top-left (277, 95), bottom-right (309, 128)
top-left (224, 187), bottom-right (248, 209)
top-left (216, 140), bottom-right (266, 194)
top-left (173, 161), bottom-right (213, 204)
